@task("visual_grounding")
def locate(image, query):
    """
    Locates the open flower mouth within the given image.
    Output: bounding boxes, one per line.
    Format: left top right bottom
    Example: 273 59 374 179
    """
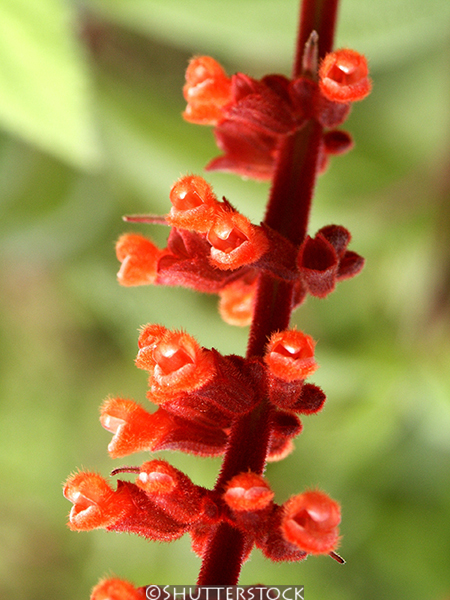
154 345 195 376
69 490 98 519
271 342 307 360
100 414 126 435
327 63 360 86
208 226 249 254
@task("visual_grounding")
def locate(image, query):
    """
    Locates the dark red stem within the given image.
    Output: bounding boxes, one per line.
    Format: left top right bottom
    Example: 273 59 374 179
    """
197 0 339 585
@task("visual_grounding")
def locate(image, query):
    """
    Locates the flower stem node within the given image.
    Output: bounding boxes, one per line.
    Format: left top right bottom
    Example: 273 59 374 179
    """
90 577 146 600
281 490 341 554
319 49 371 103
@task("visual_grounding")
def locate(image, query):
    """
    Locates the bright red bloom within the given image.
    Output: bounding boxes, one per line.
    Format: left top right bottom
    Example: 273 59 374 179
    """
183 56 232 125
264 329 318 382
63 472 131 531
100 397 227 458
281 490 341 554
319 49 371 103
90 577 146 600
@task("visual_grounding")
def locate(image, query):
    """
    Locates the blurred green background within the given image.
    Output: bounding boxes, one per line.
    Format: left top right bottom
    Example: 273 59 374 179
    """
1 0 450 598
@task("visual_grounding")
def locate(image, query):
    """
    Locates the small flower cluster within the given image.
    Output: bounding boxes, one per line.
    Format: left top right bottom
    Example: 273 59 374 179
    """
183 48 370 179
64 324 340 585
65 324 341 597
116 175 363 325
64 19 370 594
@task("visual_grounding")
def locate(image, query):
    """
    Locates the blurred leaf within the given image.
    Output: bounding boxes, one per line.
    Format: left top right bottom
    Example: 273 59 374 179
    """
0 0 101 169
87 0 450 69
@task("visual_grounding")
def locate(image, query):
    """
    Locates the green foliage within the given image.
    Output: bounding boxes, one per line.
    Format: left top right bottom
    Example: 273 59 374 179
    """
1 1 450 599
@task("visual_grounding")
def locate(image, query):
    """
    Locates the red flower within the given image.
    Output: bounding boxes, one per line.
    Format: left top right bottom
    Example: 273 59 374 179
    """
281 490 341 554
264 329 318 382
319 49 372 103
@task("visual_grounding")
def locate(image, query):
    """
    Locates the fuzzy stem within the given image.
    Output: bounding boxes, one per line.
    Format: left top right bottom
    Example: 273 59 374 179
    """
197 0 340 585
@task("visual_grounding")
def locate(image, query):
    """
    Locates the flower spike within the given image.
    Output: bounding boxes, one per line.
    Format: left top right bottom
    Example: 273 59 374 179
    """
319 49 371 103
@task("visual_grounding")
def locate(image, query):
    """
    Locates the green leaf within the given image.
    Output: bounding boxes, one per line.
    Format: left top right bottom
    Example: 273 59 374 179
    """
0 0 101 169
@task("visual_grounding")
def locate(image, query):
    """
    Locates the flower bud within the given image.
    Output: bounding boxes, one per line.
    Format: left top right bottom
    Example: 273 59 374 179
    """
224 472 274 512
264 329 318 382
281 490 341 554
319 49 371 103
137 460 209 524
167 175 222 232
183 56 232 125
207 211 268 270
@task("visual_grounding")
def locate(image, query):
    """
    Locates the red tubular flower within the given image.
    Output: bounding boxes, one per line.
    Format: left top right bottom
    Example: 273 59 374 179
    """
136 326 216 401
116 233 165 286
183 56 232 125
281 490 341 555
63 472 131 531
91 577 146 600
319 49 371 103
167 175 222 232
100 397 227 458
207 211 268 270
100 397 171 458
264 329 318 382
223 473 274 512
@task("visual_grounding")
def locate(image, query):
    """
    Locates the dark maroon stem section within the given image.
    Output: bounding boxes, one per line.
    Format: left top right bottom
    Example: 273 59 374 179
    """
264 120 323 247
293 0 340 77
197 0 340 585
197 522 247 585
